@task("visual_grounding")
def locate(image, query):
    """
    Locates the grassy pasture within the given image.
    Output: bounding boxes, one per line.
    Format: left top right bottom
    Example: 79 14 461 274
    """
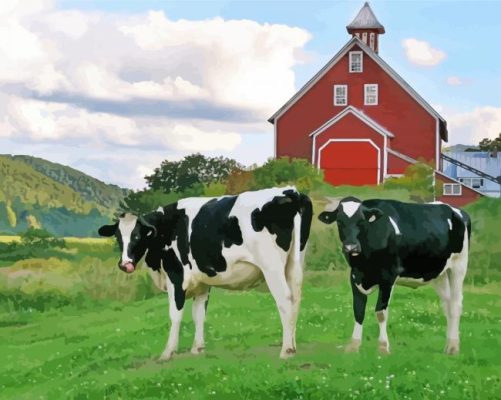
1 273 500 399
0 190 500 399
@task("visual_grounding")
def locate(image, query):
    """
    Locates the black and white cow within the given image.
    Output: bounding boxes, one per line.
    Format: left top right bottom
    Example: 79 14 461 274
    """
318 197 471 355
98 187 313 360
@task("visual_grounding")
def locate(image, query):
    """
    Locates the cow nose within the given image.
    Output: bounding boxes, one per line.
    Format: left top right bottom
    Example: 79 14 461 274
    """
344 244 360 255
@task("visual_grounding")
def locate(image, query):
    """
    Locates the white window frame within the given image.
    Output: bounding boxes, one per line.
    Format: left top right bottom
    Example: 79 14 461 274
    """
362 32 368 44
443 183 462 196
333 85 348 106
349 51 363 73
355 33 360 39
370 33 375 50
364 84 378 106
459 177 484 189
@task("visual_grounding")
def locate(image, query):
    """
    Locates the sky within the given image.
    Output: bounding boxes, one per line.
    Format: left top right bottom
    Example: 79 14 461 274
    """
1 0 500 189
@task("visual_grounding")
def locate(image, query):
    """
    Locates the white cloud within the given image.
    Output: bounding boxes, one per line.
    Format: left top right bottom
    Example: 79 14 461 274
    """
118 12 311 113
402 38 446 67
1 96 241 152
446 76 464 86
0 1 310 188
445 106 501 145
0 3 310 117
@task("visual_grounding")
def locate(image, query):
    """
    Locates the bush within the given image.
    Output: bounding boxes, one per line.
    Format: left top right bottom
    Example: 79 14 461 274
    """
20 228 65 249
0 257 161 312
464 197 501 283
252 157 324 194
0 228 68 263
383 160 437 203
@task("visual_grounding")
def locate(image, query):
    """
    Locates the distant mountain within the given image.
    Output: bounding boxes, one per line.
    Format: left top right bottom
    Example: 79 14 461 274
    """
443 144 479 152
11 155 128 210
0 155 128 237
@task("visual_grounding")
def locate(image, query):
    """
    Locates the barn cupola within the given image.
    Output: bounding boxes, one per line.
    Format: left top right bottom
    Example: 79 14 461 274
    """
346 2 385 54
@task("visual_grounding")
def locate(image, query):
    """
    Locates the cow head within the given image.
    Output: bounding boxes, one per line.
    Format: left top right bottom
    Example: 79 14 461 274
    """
318 197 383 257
98 213 158 273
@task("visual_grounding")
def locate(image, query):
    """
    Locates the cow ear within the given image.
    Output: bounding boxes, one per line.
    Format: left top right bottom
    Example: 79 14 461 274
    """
318 210 338 224
363 208 384 223
98 223 117 237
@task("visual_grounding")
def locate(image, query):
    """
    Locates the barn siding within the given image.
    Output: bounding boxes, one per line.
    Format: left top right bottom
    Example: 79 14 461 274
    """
436 174 481 207
276 44 437 167
387 151 411 175
313 112 385 174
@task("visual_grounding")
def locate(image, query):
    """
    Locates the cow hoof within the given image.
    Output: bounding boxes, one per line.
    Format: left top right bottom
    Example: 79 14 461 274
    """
158 351 175 362
444 339 460 355
345 339 361 353
378 342 390 355
191 346 205 355
280 348 296 359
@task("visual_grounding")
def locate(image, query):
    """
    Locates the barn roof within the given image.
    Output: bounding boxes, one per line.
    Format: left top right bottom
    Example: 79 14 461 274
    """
309 105 395 138
268 36 448 142
346 2 385 34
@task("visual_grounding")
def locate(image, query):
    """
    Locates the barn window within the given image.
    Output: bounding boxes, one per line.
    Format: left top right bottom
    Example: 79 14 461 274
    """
364 84 378 105
443 183 462 196
459 177 484 189
333 85 348 106
349 51 363 73
370 33 375 50
362 32 368 44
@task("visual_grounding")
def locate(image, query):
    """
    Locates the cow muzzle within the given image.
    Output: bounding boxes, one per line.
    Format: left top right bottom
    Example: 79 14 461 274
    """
119 261 135 273
344 244 361 257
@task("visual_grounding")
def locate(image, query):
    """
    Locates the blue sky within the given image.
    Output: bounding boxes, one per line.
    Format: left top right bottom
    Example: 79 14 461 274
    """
1 1 500 188
59 0 501 109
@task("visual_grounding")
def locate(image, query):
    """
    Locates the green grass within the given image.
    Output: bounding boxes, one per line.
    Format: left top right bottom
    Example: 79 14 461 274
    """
1 192 500 399
1 272 499 400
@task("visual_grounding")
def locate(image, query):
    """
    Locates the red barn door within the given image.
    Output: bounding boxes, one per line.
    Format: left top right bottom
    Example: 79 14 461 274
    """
319 140 379 186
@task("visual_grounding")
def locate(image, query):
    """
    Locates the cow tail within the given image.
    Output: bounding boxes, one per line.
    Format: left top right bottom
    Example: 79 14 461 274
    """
297 193 313 258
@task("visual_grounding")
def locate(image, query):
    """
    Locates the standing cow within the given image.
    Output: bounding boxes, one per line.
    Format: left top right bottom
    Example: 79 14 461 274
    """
318 197 470 355
98 187 312 360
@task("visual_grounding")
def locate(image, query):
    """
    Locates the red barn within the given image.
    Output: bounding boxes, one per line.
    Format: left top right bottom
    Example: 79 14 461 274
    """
269 2 482 206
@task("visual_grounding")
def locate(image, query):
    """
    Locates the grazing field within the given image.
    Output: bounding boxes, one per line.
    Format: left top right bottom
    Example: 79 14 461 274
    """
1 272 500 400
1 194 500 399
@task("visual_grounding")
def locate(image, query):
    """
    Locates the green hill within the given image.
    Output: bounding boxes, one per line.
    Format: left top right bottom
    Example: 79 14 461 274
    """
0 155 127 237
10 155 128 210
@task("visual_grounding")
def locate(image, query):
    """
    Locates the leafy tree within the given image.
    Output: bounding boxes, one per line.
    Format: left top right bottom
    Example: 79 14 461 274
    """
145 153 242 193
478 133 501 151
225 169 256 195
252 158 324 194
20 228 65 249
6 201 16 228
120 183 215 214
384 160 437 203
203 182 227 197
120 190 182 214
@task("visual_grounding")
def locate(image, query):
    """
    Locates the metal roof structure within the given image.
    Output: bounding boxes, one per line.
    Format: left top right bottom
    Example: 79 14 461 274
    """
346 2 385 34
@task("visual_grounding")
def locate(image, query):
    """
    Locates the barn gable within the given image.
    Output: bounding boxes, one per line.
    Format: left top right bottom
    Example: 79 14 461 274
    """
269 36 447 142
310 106 393 166
313 108 388 185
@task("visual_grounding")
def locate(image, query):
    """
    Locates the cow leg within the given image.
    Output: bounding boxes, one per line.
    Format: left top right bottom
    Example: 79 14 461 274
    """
159 279 186 361
262 268 295 359
375 282 394 355
446 251 468 355
191 289 210 355
285 253 304 349
346 275 367 353
432 272 452 353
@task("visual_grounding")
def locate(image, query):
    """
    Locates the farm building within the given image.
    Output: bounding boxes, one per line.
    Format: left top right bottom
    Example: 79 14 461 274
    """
442 150 501 198
268 2 485 206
